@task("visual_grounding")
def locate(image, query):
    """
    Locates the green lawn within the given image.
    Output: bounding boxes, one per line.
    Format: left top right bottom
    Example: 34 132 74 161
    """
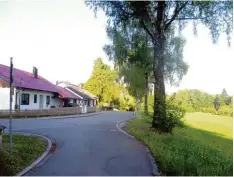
124 112 233 176
0 134 46 176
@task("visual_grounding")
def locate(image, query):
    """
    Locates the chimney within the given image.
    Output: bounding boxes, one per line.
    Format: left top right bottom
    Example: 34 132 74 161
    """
33 67 38 78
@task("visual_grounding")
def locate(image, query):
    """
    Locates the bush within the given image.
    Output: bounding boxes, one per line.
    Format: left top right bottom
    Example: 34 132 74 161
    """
201 107 217 115
164 104 185 133
152 103 185 133
0 150 20 176
218 107 233 117
201 107 233 117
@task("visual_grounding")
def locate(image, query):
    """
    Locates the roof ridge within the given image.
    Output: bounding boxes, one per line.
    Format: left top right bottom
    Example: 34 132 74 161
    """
0 64 56 85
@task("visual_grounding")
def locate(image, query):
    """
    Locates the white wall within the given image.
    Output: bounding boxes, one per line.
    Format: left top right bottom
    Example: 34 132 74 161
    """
0 88 16 110
14 89 63 110
51 97 63 108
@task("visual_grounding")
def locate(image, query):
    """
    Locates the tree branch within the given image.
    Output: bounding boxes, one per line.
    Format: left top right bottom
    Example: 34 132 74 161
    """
174 17 206 21
164 1 189 30
141 20 154 41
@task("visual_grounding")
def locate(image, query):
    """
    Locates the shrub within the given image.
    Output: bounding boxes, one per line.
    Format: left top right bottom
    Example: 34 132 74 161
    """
218 107 233 117
152 102 185 133
201 107 233 117
0 150 20 176
164 104 185 133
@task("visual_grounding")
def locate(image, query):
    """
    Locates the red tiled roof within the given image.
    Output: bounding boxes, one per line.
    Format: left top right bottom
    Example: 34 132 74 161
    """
0 64 79 99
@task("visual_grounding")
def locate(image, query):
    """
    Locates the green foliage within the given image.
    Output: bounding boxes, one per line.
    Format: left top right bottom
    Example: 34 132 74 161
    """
118 91 136 111
164 103 185 133
152 99 185 133
168 89 233 116
83 58 120 105
164 33 188 86
213 96 220 112
120 64 146 111
125 113 233 176
1 135 45 175
202 107 233 117
0 150 20 176
120 64 145 100
83 58 137 111
86 1 233 132
104 22 152 114
142 94 154 113
221 88 232 106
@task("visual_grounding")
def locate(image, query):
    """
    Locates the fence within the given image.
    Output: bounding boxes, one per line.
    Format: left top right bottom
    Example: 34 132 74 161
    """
0 106 99 118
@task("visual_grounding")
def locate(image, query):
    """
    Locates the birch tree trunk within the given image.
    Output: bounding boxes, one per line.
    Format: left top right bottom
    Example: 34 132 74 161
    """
152 1 166 130
136 92 141 117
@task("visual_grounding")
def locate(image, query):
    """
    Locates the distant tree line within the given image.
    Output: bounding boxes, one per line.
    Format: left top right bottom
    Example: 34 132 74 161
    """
164 89 232 116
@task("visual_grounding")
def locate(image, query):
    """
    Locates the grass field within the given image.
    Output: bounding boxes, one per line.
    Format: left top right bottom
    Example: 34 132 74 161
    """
124 112 233 176
0 135 46 175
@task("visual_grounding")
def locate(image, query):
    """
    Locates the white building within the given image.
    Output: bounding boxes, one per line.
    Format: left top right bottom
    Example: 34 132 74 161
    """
0 64 96 111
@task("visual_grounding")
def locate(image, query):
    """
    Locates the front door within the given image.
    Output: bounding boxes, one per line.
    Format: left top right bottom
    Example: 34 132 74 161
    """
39 95 43 109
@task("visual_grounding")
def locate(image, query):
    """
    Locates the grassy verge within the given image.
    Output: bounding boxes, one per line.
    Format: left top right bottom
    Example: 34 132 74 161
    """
124 112 233 176
0 134 46 175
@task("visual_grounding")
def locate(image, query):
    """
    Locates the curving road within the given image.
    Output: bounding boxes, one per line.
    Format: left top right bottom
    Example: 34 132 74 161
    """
0 111 152 176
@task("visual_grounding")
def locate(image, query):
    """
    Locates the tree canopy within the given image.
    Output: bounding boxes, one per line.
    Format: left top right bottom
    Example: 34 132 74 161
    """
83 58 119 105
86 1 233 132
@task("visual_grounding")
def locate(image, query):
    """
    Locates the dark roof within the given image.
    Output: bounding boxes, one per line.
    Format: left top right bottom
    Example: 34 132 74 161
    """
67 86 94 100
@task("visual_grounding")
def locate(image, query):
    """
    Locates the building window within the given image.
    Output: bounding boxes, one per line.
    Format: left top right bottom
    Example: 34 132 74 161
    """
46 96 50 105
34 94 37 103
21 93 30 105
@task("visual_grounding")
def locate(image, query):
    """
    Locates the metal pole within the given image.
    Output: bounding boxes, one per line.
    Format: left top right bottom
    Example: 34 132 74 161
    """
19 78 22 118
9 57 13 152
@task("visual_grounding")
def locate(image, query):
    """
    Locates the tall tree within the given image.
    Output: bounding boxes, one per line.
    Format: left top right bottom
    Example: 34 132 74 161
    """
83 58 119 106
104 20 188 116
104 22 153 115
119 63 145 113
86 1 232 132
221 88 232 105
213 96 220 113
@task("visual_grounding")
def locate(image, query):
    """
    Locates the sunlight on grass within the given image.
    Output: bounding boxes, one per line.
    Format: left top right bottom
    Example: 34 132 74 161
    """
184 112 233 139
124 112 233 176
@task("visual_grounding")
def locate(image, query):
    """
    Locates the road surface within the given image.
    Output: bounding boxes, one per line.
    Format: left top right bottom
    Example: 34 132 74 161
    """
0 111 152 176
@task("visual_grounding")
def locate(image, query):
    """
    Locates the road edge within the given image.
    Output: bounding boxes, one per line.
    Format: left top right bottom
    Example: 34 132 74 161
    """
14 133 54 176
2 111 102 121
116 117 160 176
35 111 103 120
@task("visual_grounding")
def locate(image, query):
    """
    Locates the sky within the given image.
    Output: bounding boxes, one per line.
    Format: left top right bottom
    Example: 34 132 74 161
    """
0 0 233 96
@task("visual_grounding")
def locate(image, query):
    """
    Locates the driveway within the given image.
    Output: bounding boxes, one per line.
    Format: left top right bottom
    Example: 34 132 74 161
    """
0 111 152 176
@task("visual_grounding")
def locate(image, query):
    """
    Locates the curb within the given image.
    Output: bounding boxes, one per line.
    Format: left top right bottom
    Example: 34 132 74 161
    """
116 120 135 139
1 111 102 120
13 132 54 176
116 118 160 176
34 111 102 120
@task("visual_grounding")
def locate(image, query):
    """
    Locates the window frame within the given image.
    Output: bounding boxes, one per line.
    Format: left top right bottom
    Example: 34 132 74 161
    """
21 93 30 105
46 95 50 105
34 94 37 103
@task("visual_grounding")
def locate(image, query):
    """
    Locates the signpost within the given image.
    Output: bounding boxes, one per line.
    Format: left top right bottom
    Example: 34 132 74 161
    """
9 57 13 152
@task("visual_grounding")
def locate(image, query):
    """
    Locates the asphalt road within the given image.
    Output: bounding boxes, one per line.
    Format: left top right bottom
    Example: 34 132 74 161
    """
0 111 152 176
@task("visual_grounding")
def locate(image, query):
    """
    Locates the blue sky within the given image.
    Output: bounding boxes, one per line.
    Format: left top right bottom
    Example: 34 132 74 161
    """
0 0 233 95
